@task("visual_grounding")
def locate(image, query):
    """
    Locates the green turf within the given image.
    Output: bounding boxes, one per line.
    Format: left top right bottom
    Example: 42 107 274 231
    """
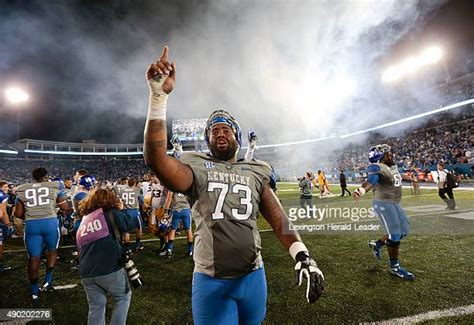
1 183 473 324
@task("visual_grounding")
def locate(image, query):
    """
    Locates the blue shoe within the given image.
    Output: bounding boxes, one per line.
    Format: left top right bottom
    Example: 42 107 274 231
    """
368 240 382 260
390 265 415 280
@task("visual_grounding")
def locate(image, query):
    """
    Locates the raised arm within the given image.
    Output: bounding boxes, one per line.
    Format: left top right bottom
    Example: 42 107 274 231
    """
143 45 193 193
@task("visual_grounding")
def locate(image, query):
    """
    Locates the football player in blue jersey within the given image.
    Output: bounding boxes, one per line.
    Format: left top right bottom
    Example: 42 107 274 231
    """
143 46 324 324
0 181 15 272
117 178 145 252
14 168 70 302
353 144 415 280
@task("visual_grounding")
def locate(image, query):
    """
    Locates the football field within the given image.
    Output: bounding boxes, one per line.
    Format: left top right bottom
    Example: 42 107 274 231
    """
1 183 473 324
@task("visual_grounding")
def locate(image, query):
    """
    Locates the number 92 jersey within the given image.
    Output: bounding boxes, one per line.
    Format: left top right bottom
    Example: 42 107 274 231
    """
180 152 275 279
367 163 402 203
15 181 65 221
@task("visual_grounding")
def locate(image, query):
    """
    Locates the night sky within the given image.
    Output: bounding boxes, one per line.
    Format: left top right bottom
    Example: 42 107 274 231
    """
0 0 473 145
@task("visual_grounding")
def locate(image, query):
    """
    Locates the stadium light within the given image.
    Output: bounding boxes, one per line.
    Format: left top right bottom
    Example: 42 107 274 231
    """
382 67 401 83
400 57 421 75
5 87 29 104
382 46 445 83
4 87 29 141
421 47 443 64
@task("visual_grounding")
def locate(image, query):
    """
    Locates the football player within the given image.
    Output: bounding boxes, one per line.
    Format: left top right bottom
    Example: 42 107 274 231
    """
149 176 168 228
160 190 193 257
353 144 415 280
73 169 89 191
171 134 183 159
14 168 69 302
143 46 324 324
0 181 15 272
61 177 75 242
116 177 145 252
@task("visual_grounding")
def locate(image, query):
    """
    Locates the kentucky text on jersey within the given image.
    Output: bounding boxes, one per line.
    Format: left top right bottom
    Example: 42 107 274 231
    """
206 171 251 186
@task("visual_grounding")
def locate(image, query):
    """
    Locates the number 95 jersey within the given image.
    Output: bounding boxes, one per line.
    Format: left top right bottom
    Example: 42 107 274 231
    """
180 152 274 279
367 163 403 203
15 181 64 221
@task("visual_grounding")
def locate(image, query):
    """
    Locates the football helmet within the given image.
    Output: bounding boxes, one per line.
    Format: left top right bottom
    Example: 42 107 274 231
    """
158 218 170 233
368 144 391 163
79 175 97 191
204 109 242 147
0 224 16 240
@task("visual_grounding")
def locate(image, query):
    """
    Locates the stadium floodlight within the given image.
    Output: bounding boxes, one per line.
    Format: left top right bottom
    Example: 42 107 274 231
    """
421 47 443 64
382 67 401 83
5 87 29 104
382 46 445 83
399 57 421 75
4 87 29 141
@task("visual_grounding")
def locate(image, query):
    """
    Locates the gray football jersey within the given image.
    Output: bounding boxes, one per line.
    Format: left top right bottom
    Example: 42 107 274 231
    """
117 186 142 210
172 192 190 211
180 152 273 279
16 181 64 221
150 183 167 208
368 163 403 203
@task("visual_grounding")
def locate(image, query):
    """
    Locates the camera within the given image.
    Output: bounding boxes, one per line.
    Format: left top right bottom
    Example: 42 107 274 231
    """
122 250 144 289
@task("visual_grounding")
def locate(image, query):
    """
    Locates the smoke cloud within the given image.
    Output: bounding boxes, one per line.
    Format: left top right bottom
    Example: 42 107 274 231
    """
0 0 447 150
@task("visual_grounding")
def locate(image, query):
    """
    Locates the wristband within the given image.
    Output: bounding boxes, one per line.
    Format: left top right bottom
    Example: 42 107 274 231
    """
147 73 169 121
357 187 366 196
289 241 309 260
147 92 168 121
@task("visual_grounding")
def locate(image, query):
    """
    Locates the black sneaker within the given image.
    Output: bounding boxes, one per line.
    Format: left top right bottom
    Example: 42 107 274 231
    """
0 265 13 273
135 244 145 253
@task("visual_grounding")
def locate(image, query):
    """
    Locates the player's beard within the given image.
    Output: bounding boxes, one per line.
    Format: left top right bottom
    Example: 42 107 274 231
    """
209 140 238 161
383 158 395 166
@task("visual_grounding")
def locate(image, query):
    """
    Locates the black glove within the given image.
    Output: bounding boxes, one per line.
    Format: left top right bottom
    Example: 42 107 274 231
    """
294 251 324 303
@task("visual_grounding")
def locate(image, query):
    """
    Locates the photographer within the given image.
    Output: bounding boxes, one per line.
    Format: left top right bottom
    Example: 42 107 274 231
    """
299 172 313 209
77 188 137 325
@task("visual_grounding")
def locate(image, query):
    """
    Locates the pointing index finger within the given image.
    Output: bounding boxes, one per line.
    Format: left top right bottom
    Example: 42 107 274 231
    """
160 45 169 61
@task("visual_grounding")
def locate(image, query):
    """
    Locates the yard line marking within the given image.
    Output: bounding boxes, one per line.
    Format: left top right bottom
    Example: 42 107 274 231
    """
366 303 474 324
54 284 78 290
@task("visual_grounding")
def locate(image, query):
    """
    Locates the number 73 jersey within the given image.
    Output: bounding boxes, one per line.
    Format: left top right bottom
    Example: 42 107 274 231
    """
180 152 274 279
367 163 403 203
15 181 65 221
